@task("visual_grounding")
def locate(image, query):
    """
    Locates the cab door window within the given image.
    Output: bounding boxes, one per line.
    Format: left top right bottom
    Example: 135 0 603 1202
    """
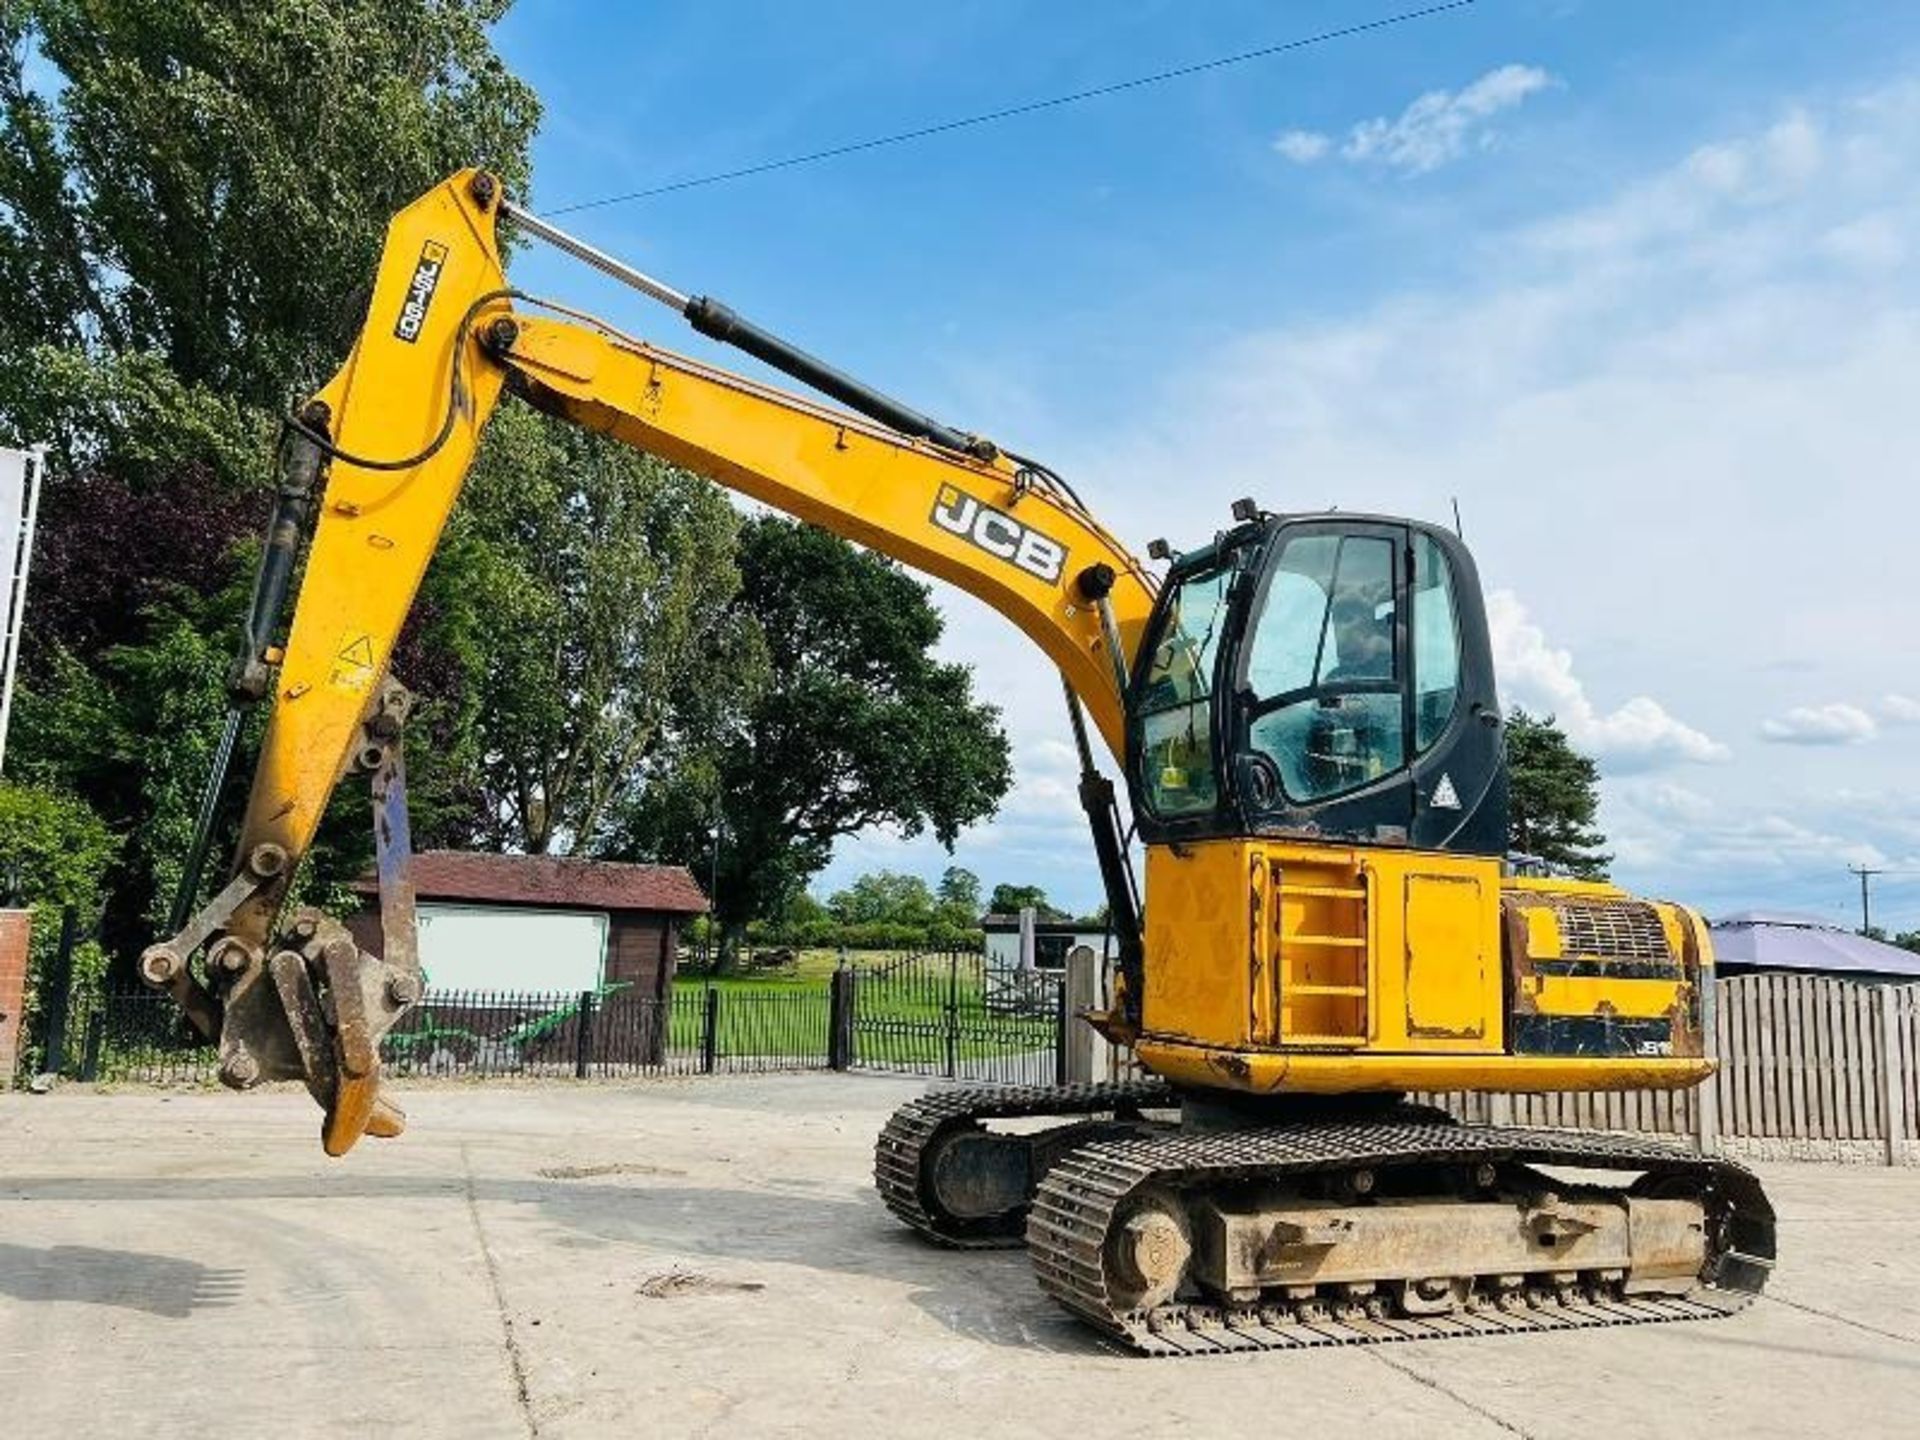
1412 532 1461 751
1135 562 1233 817
1242 532 1405 803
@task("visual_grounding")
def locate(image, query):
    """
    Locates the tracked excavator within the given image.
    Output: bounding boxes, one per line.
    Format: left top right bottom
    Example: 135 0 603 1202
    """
141 170 1773 1355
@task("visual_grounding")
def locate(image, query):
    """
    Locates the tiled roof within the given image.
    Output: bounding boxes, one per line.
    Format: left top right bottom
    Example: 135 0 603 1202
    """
356 850 709 915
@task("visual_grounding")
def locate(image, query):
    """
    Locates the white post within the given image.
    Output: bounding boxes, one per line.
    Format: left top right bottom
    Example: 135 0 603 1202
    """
1882 985 1905 1168
0 444 45 777
1017 905 1036 973
1064 944 1099 1085
1697 976 1721 1156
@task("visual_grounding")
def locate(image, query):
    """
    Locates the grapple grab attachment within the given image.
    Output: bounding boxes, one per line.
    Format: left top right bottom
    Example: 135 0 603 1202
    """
139 681 421 1156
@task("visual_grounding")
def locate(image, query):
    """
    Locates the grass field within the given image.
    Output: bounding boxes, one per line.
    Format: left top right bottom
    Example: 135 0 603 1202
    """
679 947 887 990
668 950 1056 1061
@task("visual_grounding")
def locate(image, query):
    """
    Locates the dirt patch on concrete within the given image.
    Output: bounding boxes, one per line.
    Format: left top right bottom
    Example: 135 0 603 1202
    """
636 1269 766 1299
536 1162 686 1180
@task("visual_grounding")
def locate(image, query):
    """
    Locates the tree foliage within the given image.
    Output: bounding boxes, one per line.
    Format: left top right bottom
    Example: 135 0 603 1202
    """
0 3 1017 974
988 882 1067 919
623 517 1013 949
828 871 937 927
1505 709 1611 880
0 2 540 961
938 865 981 916
713 868 985 954
0 779 118 1057
0 0 539 404
418 402 765 854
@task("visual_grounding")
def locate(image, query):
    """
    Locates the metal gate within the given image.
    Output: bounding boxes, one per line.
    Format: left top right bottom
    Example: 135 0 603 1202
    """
845 949 1066 1084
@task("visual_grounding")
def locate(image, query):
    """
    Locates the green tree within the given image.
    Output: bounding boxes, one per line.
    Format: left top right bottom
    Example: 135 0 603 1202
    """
937 864 982 926
8 550 260 950
989 882 1067 919
420 403 765 854
0 0 539 404
1505 709 1611 880
0 780 119 1065
828 871 938 927
0 2 540 957
938 865 981 911
623 517 1012 960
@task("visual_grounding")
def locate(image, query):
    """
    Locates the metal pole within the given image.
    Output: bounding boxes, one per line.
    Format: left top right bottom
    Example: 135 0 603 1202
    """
829 968 852 1072
41 904 76 1076
944 951 958 1079
574 989 596 1079
167 707 244 932
1850 865 1883 933
701 985 720 1074
80 1010 103 1083
709 816 721 959
0 445 46 776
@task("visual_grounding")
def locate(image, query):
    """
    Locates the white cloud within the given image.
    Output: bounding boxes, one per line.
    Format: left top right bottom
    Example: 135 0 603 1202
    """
830 78 1920 926
1342 64 1554 174
1272 65 1555 175
1486 591 1729 771
1759 702 1879 745
1523 108 1829 262
1882 694 1920 725
1603 777 1906 925
1822 212 1906 269
1273 129 1331 164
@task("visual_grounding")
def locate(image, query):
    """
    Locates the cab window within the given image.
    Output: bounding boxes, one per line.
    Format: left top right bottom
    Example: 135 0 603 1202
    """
1136 562 1232 816
1412 533 1461 751
1242 532 1404 804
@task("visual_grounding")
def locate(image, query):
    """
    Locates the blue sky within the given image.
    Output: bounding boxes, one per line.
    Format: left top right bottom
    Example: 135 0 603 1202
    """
496 1 1920 930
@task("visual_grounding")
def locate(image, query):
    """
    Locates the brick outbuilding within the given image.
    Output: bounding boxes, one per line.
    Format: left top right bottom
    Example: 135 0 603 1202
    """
348 851 708 1000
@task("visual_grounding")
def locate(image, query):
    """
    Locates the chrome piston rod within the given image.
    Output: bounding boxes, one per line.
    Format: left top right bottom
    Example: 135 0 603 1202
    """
501 199 690 310
500 197 995 459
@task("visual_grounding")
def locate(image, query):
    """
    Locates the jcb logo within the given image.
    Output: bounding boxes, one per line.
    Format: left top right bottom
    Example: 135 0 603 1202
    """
930 486 1067 584
392 240 450 343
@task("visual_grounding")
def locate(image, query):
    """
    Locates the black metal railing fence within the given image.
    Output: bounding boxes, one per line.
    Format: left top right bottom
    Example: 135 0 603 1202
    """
25 946 1067 1088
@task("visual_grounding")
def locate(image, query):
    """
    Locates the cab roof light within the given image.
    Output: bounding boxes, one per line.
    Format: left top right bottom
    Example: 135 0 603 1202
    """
1230 497 1260 524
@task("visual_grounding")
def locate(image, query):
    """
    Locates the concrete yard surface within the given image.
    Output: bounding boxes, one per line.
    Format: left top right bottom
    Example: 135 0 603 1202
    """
2 1076 1917 1438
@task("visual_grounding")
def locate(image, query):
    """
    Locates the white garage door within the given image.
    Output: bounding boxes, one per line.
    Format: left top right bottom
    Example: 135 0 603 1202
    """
416 904 609 994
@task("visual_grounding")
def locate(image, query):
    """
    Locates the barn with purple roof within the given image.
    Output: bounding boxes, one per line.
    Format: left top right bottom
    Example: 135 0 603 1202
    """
1709 910 1920 984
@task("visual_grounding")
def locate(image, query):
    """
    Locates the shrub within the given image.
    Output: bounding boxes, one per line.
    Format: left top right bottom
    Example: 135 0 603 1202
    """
0 781 119 1073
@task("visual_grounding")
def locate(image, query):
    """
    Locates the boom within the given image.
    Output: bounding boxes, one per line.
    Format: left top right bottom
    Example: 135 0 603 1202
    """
143 169 1153 1150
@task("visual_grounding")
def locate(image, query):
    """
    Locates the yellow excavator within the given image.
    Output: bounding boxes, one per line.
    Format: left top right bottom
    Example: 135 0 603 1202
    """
140 170 1772 1355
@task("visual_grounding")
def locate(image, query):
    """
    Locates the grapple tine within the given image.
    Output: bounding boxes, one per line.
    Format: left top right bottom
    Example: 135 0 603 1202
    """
272 933 409 1153
323 1074 382 1157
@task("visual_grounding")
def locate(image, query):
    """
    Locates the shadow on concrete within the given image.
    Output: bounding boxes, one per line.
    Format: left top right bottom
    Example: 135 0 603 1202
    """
1681 1327 1920 1372
0 1243 243 1318
531 1181 1113 1352
1 1170 1109 1350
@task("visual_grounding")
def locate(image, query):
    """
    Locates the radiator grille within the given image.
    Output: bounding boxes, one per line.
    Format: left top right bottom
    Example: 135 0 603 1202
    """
1554 901 1673 962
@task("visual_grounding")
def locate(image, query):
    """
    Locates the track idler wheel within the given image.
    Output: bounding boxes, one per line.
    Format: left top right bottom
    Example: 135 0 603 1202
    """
1108 1191 1192 1312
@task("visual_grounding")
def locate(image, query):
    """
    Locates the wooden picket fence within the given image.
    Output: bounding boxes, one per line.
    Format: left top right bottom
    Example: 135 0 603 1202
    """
1425 974 1919 1165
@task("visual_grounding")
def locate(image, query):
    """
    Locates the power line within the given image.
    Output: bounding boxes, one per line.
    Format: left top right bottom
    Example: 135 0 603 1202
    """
545 1 1479 216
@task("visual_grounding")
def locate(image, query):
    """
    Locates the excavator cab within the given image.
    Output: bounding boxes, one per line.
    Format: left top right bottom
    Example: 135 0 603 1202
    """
1130 513 1505 856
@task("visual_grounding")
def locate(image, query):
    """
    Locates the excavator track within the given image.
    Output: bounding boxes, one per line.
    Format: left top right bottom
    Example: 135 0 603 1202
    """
874 1079 1177 1247
1027 1115 1773 1356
